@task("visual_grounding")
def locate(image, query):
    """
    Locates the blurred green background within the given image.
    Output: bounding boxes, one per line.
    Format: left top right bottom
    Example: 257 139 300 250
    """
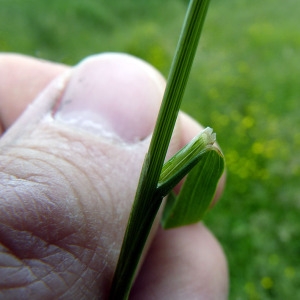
1 0 299 298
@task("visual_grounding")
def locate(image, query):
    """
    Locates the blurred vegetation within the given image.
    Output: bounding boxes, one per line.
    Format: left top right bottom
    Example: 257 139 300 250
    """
1 0 299 298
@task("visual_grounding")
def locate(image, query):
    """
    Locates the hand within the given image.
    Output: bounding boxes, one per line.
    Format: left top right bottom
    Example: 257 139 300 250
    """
0 53 228 299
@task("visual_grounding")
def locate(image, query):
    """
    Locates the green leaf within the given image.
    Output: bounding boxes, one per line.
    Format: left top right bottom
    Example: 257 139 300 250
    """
162 147 225 229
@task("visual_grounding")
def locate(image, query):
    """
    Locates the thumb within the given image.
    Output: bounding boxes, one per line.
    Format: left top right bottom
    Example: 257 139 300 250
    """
0 53 173 298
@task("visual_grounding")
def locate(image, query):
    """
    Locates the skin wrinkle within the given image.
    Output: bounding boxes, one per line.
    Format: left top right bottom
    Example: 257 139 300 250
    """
50 256 89 293
37 258 70 289
3 143 103 219
79 248 98 274
0 155 118 298
49 248 82 278
58 261 99 299
0 162 60 233
68 262 96 296
0 154 48 184
0 267 26 287
16 149 81 191
64 242 99 277
0 159 106 268
0 152 57 187
26 123 115 210
0 151 75 194
1 248 41 291
2 183 73 245
37 255 90 296
25 280 51 298
16 186 45 230
0 146 112 298
0 250 23 268
40 276 68 297
26 265 55 294
1 231 99 298
0 187 42 239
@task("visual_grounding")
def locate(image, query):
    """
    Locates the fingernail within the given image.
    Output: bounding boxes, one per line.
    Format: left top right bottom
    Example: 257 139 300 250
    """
54 53 165 143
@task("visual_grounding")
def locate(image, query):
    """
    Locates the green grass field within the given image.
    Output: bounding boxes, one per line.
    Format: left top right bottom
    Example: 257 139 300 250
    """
1 0 299 298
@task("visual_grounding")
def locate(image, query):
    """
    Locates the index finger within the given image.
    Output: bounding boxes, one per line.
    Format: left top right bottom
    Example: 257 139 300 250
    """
0 53 67 134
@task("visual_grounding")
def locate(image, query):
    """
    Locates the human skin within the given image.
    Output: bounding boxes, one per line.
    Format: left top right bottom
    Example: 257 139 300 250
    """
0 53 228 299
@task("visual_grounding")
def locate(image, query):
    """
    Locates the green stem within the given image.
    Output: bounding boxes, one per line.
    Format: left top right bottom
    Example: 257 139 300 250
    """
109 0 211 298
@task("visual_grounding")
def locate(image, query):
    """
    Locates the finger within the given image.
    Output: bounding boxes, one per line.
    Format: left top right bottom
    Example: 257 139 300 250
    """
131 224 228 299
0 54 225 201
0 53 169 299
0 53 67 133
0 52 226 300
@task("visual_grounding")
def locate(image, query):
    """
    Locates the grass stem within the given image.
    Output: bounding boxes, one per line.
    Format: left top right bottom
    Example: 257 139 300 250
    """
109 1 211 298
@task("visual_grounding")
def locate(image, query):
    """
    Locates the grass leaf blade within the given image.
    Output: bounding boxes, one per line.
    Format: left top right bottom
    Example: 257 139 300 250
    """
162 148 225 229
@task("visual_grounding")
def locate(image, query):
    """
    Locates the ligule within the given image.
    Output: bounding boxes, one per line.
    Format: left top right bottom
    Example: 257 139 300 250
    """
157 127 216 197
